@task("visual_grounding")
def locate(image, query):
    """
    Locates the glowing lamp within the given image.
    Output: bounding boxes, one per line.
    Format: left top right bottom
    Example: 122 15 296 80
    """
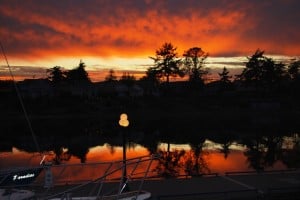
120 113 128 120
119 113 129 127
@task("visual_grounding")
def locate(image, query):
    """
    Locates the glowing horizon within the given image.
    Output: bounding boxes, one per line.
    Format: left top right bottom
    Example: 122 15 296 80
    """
0 55 296 82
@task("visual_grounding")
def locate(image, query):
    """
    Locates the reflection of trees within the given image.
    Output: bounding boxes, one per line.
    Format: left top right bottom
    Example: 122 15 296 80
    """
68 146 89 163
52 147 71 165
243 135 283 171
146 139 159 155
133 128 161 154
220 140 232 159
151 136 210 178
156 149 185 178
244 141 264 171
214 134 235 159
263 136 282 166
138 130 160 155
281 134 300 168
184 139 210 176
106 144 116 155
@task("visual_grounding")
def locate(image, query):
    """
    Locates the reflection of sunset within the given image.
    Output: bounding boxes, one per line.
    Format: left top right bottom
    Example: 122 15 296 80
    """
86 144 150 163
0 142 292 185
206 151 249 174
0 148 42 168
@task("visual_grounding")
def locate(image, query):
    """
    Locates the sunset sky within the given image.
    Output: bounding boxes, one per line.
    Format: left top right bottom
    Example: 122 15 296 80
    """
1 0 299 81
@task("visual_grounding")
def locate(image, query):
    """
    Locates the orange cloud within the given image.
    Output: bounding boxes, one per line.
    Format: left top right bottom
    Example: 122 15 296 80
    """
1 0 299 79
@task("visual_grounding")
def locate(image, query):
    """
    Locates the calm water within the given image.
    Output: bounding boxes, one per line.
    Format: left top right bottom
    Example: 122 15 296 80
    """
1 134 299 184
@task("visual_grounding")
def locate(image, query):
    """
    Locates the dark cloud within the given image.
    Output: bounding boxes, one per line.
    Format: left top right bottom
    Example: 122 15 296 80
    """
0 65 47 79
207 61 245 67
240 1 300 52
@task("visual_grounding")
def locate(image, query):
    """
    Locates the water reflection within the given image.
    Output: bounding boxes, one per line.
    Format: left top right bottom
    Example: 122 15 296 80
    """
156 149 185 178
281 134 300 168
243 135 284 171
214 134 236 159
184 138 210 176
52 147 71 165
1 133 299 182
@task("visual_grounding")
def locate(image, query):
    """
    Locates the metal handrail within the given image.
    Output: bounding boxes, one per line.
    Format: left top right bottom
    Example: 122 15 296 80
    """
43 154 159 199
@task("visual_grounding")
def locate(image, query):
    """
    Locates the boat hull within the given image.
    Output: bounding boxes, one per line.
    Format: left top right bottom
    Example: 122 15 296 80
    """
0 188 35 200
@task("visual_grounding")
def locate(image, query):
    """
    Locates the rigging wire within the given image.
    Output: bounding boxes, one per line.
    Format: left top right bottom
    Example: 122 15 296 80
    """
0 41 41 155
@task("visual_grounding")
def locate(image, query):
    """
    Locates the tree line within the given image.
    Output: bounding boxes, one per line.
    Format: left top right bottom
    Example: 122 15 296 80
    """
47 60 91 84
47 42 300 89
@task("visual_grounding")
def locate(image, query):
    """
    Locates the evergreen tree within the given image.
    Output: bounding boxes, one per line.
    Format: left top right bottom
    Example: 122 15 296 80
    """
120 72 136 86
218 67 232 90
105 69 117 82
288 59 300 81
66 60 91 83
148 42 184 84
183 47 209 87
239 49 287 91
47 66 66 84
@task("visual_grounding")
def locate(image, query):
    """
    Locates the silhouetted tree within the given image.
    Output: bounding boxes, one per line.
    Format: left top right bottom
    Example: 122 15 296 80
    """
260 58 286 90
105 69 117 82
149 42 184 84
239 49 265 88
218 67 231 84
140 68 160 95
66 60 91 83
141 67 160 84
287 59 300 97
183 47 209 87
120 72 136 86
288 59 300 80
274 62 287 85
47 66 66 84
239 49 287 92
218 67 232 92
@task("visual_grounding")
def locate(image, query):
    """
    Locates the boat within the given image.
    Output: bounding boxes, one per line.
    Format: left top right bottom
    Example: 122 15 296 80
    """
0 167 43 187
0 153 45 199
0 41 45 200
0 188 35 200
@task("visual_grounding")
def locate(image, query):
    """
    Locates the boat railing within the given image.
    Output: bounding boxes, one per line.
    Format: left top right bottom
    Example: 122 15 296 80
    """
39 154 159 199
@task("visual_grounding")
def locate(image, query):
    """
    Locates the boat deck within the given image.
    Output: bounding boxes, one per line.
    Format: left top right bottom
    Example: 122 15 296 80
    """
29 169 300 199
